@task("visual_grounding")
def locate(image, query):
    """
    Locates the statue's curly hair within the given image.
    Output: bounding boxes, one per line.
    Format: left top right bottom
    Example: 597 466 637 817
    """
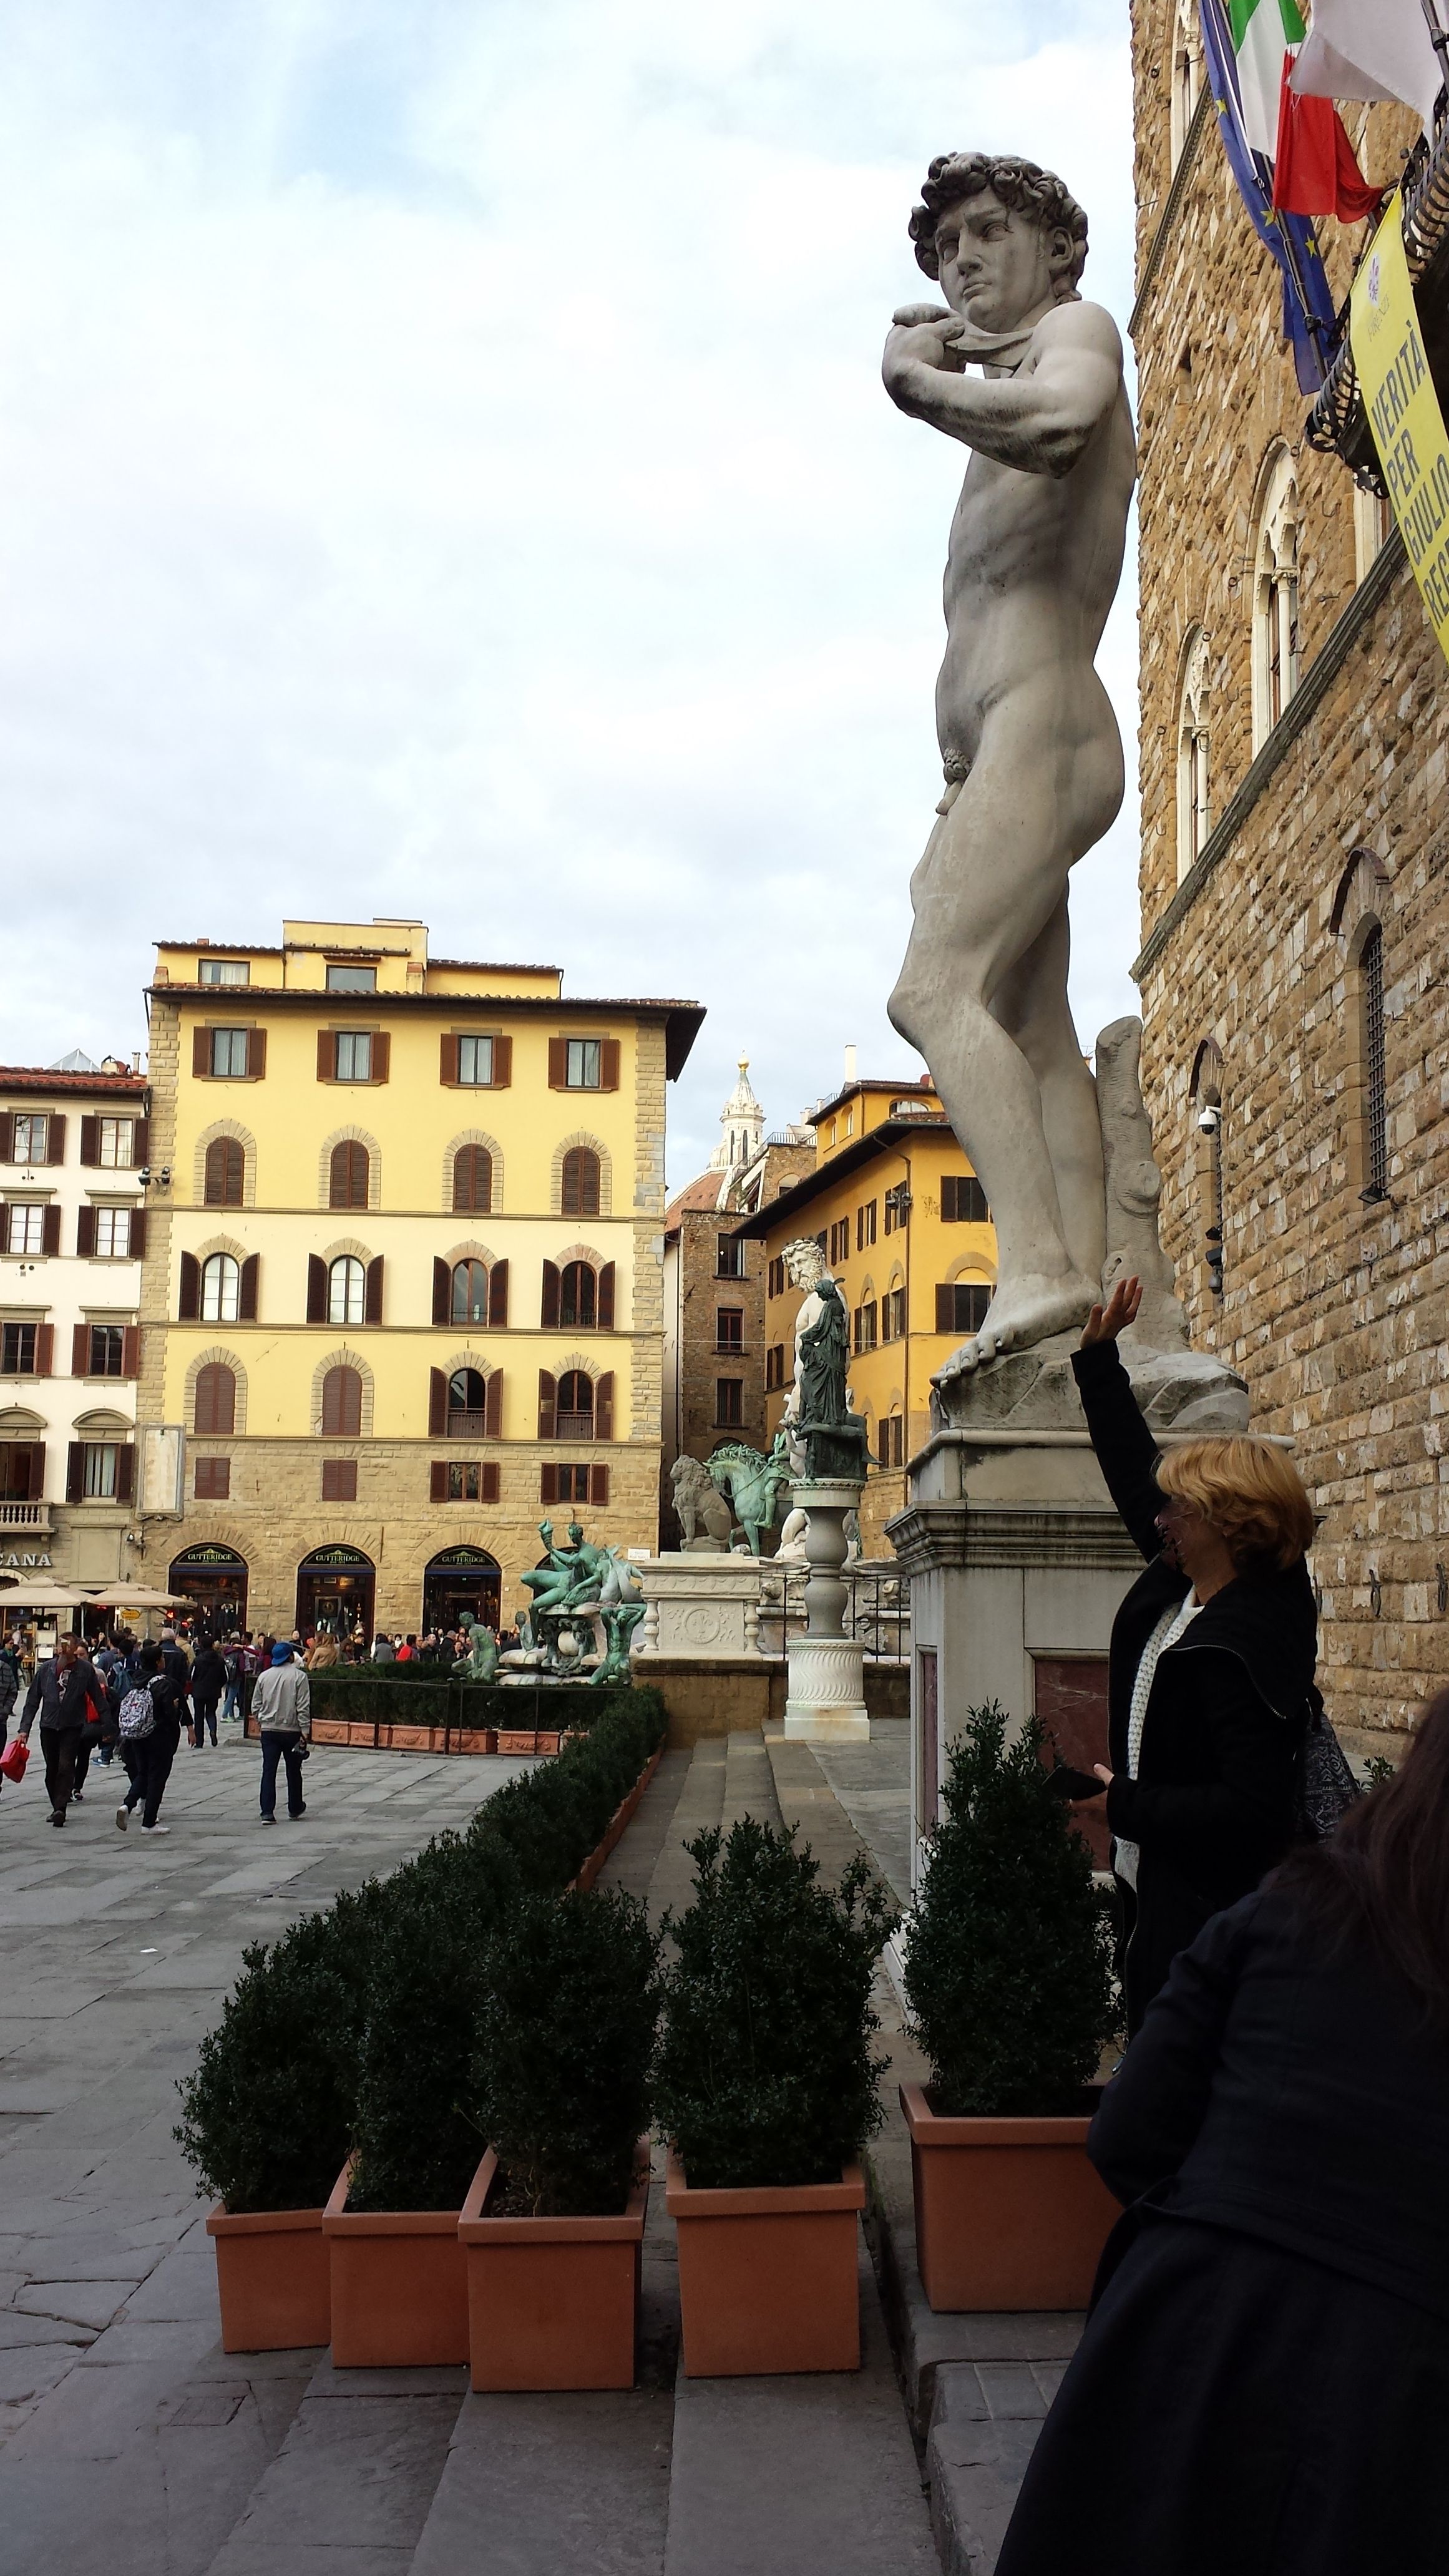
909 153 1088 288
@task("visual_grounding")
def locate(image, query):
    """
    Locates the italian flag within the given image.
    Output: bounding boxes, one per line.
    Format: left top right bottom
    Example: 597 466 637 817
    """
1229 0 1307 158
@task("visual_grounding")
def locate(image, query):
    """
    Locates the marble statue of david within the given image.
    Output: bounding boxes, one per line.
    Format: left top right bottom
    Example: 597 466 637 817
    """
883 154 1136 1377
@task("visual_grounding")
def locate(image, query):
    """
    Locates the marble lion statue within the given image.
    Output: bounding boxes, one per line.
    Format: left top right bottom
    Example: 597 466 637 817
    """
670 1453 734 1547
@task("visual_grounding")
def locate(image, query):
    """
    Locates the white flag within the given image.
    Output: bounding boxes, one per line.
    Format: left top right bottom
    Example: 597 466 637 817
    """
1291 0 1444 134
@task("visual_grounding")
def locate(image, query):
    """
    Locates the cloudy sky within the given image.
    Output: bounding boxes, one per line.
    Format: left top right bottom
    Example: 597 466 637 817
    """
0 0 1139 1186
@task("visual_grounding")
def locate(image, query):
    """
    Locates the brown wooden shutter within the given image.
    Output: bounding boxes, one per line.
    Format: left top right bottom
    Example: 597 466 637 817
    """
116 1446 135 1505
306 1254 326 1324
317 1030 334 1081
193 1028 211 1078
597 1261 616 1330
589 1464 610 1506
541 1261 560 1329
239 1254 260 1321
482 1461 500 1503
76 1204 96 1257
540 1464 557 1504
364 1256 384 1324
595 1371 614 1440
26 1442 45 1500
79 1116 100 1166
122 1326 140 1378
42 1205 61 1256
429 1367 447 1437
46 1115 67 1165
485 1371 502 1437
67 1442 85 1503
538 1370 556 1438
246 1028 267 1080
129 1208 147 1259
547 1037 568 1088
0 1113 12 1161
600 1039 620 1091
432 1257 451 1325
935 1284 952 1334
488 1259 509 1329
370 1033 390 1085
492 1035 512 1088
180 1252 200 1320
133 1118 149 1165
430 1459 448 1501
440 1033 459 1085
71 1324 89 1377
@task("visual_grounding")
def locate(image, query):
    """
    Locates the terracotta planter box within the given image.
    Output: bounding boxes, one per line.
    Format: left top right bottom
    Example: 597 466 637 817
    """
495 1727 561 1756
900 2079 1118 2312
574 1744 663 1891
206 2202 330 2352
323 2161 469 2367
458 2143 649 2391
665 2147 864 2376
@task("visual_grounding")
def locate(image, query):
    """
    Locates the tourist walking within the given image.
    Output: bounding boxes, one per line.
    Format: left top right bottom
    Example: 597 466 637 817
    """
0 1635 22 1799
1070 1275 1319 2031
17 1634 107 1827
115 1642 185 1835
996 1691 1449 2576
188 1639 226 1747
253 1642 310 1824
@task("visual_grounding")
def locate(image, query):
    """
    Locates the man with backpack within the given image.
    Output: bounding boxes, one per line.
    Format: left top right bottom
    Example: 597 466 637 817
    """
18 1634 107 1827
114 1642 186 1836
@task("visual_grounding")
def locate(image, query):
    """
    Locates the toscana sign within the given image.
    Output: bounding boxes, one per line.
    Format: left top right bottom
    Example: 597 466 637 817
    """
1351 189 1449 668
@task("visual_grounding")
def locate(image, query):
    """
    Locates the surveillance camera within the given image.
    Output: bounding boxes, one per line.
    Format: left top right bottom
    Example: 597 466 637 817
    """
1196 1105 1221 1134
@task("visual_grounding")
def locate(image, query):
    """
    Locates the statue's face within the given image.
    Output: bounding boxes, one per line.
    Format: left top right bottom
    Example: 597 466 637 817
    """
932 190 1063 332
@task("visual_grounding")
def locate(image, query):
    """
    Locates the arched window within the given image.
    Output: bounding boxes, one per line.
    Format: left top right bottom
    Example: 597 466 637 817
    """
203 1137 245 1208
328 1255 365 1326
1252 448 1299 752
560 1261 596 1329
1190 1039 1225 1299
329 1141 370 1210
1171 0 1203 168
194 1361 237 1435
557 1370 594 1437
561 1147 600 1217
1358 921 1388 1201
451 1259 489 1325
449 1367 488 1433
200 1252 240 1324
321 1364 363 1437
452 1145 492 1214
1176 628 1211 884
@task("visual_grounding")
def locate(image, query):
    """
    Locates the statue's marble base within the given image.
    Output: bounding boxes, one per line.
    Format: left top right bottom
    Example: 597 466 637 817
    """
633 1553 766 1661
784 1635 869 1740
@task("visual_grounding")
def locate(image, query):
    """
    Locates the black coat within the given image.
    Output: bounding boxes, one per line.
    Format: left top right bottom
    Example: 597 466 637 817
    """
1071 1339 1317 2027
189 1648 226 1702
995 1891 1449 2575
21 1655 104 1735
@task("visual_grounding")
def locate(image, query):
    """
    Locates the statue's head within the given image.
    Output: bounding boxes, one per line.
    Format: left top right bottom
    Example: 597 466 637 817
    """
910 154 1087 333
567 1520 585 1546
783 1236 826 1291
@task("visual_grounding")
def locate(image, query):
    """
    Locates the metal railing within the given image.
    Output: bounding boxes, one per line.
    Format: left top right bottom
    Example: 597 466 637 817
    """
754 1561 910 1662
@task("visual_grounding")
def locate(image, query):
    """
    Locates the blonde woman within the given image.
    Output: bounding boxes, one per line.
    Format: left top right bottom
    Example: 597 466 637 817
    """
1073 1275 1319 2031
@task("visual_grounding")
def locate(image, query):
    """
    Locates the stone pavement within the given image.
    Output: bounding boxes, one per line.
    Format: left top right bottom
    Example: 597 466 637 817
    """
0 1719 1071 2572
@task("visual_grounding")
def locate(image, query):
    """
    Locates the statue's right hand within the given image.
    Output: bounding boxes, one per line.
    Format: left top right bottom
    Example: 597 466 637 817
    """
884 305 965 392
1080 1276 1141 1347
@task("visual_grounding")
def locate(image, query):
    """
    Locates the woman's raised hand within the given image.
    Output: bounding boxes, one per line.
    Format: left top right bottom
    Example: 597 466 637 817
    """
1081 1275 1142 1347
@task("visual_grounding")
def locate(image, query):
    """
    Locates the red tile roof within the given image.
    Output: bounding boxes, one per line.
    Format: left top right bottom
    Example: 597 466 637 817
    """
0 1067 147 1097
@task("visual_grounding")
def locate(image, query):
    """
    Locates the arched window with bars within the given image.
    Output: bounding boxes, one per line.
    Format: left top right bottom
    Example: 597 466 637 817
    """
328 1256 366 1326
1175 627 1211 884
451 1259 489 1325
1251 447 1299 753
557 1370 594 1437
1355 920 1389 1203
201 1252 240 1323
329 1140 371 1210
203 1137 245 1208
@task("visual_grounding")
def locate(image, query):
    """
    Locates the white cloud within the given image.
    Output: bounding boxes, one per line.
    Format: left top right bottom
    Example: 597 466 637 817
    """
0 0 1138 1183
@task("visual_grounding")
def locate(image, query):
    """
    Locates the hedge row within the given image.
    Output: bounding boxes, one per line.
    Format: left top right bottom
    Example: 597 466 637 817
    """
308 1671 641 1734
175 1689 667 2215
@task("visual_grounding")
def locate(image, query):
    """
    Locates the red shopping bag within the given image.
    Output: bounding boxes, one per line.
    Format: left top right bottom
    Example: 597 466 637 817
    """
0 1735 30 1782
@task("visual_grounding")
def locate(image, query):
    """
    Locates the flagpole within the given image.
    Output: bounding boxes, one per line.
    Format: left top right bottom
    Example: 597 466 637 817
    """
1421 0 1449 96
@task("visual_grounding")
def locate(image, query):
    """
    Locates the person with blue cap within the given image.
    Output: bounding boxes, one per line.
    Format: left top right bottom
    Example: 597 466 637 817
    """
250 1639 311 1825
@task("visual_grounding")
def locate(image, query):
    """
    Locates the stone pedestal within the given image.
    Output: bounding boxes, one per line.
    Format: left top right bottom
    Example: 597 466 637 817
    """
633 1553 766 1661
784 1478 869 1741
887 1424 1139 1892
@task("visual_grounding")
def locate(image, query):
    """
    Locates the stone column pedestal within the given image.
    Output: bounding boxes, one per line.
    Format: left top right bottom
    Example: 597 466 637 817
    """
784 1478 869 1741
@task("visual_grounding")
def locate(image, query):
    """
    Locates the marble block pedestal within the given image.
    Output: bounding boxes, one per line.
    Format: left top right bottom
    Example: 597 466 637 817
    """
784 1478 869 1742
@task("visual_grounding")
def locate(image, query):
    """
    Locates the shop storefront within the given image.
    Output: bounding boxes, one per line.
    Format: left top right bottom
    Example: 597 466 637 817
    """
167 1544 249 1632
421 1546 501 1634
296 1544 375 1641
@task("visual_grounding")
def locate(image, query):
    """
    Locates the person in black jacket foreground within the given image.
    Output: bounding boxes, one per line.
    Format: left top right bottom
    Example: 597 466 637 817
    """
1070 1275 1319 2030
995 1691 1449 2575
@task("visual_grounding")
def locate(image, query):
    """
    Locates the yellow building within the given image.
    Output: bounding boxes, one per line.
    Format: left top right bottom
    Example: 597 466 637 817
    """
136 919 701 1637
732 1076 997 1551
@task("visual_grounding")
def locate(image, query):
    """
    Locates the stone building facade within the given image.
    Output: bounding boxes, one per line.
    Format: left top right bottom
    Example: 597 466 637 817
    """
135 918 701 1638
1130 11 1444 1748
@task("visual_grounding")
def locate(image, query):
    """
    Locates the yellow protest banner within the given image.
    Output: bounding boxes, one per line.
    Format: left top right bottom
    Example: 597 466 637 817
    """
1351 188 1449 670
